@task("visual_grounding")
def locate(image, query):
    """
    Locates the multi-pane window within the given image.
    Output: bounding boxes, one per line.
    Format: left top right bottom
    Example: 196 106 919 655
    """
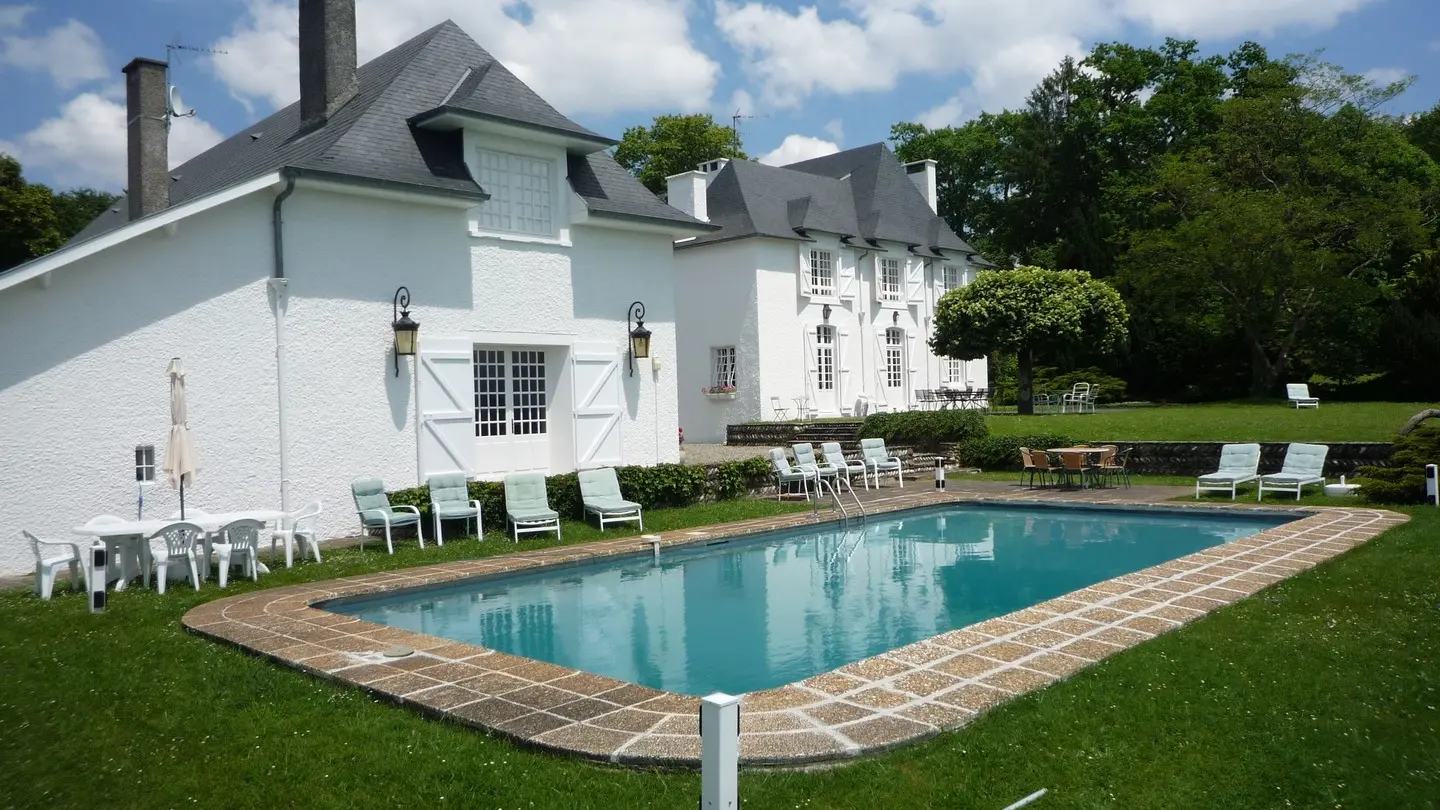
815 325 835 390
885 328 904 388
510 350 547 435
134 445 155 482
475 148 553 236
809 250 835 296
944 358 964 385
474 349 507 437
941 265 961 293
711 346 736 389
879 257 902 301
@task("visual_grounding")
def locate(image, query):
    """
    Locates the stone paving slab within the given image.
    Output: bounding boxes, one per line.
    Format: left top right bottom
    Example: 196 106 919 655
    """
182 487 1407 768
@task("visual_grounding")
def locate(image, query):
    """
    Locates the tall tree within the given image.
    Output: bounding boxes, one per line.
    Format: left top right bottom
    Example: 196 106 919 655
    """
0 154 62 272
931 267 1128 414
51 188 120 241
614 114 747 194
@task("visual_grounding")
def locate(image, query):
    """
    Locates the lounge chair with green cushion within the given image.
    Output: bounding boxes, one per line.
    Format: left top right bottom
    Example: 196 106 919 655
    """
859 438 904 488
351 478 424 554
1195 443 1262 500
578 467 643 531
1257 443 1329 501
768 448 815 501
503 472 561 541
427 473 481 545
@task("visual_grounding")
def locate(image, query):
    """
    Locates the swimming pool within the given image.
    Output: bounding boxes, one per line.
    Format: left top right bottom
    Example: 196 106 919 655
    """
329 504 1293 696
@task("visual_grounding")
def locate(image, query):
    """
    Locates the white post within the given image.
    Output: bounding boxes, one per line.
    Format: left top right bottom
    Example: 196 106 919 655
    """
88 542 107 614
700 692 739 809
1426 463 1437 507
934 457 945 490
268 278 292 516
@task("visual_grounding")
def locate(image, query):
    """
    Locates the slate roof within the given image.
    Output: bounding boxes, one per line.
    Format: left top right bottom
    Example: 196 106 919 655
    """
686 143 986 261
72 20 703 245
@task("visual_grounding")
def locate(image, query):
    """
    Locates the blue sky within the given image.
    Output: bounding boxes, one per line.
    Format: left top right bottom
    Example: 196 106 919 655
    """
2 0 1436 191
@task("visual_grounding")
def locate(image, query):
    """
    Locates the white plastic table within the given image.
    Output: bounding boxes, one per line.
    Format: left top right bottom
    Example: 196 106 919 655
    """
73 511 284 589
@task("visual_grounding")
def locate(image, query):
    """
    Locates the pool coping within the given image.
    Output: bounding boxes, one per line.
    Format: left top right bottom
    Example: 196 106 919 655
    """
182 490 1408 768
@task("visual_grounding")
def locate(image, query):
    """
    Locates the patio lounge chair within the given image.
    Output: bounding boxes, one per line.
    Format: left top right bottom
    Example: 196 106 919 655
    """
1257 443 1329 501
351 478 425 554
821 442 868 490
768 448 815 500
23 530 84 599
1286 384 1320 409
793 443 841 488
859 438 904 488
579 467 643 531
1195 443 1262 500
504 472 562 541
428 473 482 545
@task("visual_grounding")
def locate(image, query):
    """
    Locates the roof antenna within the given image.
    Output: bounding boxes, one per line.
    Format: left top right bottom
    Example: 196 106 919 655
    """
731 108 767 147
162 41 227 128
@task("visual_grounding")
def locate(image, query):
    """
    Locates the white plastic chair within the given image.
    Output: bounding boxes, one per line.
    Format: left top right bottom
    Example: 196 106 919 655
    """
272 501 323 566
148 522 204 594
23 531 84 600
213 519 264 588
168 509 214 579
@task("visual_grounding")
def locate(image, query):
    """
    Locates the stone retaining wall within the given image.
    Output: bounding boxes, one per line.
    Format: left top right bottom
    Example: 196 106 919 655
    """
726 421 863 446
1095 441 1392 476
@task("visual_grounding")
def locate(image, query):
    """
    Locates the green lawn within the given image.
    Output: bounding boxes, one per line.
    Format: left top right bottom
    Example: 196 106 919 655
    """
986 400 1435 442
3 500 1437 809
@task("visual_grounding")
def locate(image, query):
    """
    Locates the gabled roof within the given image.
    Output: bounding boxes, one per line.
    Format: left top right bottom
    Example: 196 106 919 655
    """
685 143 985 261
70 20 699 246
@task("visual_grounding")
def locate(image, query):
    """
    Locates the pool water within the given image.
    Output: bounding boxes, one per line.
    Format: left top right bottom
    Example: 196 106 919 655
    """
330 504 1291 696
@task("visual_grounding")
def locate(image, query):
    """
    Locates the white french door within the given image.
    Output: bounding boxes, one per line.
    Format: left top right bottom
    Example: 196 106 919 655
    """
473 346 550 477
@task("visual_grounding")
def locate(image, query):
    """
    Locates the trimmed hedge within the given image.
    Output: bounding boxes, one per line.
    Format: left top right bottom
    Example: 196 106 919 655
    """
857 410 988 450
386 457 775 525
1357 421 1440 504
956 433 1077 471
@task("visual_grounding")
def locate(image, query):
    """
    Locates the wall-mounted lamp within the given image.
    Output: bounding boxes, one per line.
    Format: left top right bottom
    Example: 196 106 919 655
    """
822 303 832 322
627 300 651 376
392 286 419 377
892 310 900 325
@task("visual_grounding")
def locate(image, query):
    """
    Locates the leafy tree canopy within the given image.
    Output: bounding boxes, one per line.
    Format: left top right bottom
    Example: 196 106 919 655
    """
0 154 119 272
614 114 746 195
931 266 1128 414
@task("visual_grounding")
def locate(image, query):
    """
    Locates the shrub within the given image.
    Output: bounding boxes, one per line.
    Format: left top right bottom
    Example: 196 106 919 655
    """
712 456 773 500
991 365 1129 406
856 409 989 450
956 433 1077 471
1357 421 1440 505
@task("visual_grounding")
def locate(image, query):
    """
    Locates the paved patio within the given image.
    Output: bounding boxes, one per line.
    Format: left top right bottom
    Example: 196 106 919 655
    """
182 485 1406 768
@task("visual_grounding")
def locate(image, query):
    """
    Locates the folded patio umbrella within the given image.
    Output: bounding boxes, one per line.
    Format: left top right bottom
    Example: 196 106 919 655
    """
163 357 198 519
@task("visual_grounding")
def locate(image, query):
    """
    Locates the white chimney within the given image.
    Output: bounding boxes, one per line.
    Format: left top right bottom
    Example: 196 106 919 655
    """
666 170 708 222
700 158 730 184
904 159 938 214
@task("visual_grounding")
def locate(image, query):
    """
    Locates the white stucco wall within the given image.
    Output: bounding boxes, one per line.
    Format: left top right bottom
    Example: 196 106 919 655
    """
674 240 760 443
0 183 681 576
675 233 990 442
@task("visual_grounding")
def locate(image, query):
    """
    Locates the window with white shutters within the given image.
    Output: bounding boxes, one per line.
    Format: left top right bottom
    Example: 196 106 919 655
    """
879 257 902 301
816 326 835 390
711 347 736 389
944 358 964 384
475 148 553 236
810 250 835 296
942 265 961 293
885 328 904 388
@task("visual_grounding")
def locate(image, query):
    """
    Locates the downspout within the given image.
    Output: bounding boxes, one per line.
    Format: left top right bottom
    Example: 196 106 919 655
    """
268 169 298 515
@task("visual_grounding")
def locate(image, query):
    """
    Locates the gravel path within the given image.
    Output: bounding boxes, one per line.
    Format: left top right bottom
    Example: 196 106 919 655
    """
679 443 767 465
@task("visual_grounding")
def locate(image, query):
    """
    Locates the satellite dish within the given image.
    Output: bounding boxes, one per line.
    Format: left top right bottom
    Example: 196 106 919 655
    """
168 85 189 117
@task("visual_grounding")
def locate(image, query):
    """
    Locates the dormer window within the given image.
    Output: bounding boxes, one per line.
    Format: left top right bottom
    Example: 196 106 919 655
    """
475 147 553 237
879 257 902 301
809 250 835 296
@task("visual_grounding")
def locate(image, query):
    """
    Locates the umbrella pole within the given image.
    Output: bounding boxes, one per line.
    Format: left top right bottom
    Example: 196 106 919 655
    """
180 479 186 520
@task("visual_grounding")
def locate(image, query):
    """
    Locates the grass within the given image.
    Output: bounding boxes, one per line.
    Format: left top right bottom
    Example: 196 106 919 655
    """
985 401 1434 443
4 499 1438 809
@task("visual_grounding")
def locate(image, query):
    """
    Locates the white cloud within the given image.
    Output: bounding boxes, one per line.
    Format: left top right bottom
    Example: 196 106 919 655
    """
0 5 31 29
726 87 755 116
0 15 107 89
917 94 965 129
1362 66 1408 86
715 0 1377 113
0 90 223 188
210 0 719 116
760 134 839 166
823 118 844 143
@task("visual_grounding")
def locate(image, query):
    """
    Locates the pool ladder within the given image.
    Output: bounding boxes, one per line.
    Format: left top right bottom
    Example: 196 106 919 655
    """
814 475 866 524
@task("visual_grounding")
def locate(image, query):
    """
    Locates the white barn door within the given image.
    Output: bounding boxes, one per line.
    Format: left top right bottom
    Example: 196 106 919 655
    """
572 344 623 469
418 337 476 480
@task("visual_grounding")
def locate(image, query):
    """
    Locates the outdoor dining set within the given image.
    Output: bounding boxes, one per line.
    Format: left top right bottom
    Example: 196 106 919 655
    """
1020 445 1133 490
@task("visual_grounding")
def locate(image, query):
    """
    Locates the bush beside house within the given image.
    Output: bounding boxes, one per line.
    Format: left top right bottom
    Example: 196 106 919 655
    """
955 434 1077 471
1357 421 1440 504
856 410 989 450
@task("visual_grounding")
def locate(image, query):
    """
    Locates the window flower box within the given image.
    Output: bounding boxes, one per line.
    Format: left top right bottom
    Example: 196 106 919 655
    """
702 386 737 400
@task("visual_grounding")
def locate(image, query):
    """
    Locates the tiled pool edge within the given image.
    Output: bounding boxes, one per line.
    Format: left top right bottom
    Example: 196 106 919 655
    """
182 492 1408 768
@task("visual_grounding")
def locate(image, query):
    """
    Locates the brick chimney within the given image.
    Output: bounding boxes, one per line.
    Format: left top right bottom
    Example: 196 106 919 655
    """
299 0 358 131
123 57 169 221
